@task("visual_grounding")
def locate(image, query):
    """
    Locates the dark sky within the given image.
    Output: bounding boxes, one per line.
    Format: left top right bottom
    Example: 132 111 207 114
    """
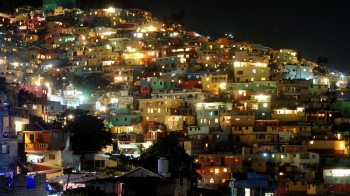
120 0 349 73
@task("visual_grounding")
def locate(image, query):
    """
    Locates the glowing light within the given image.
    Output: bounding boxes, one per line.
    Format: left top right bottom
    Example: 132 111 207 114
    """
337 134 341 140
143 141 153 149
135 53 143 59
147 26 155 32
106 7 115 13
255 94 269 102
100 106 107 112
329 169 350 177
15 121 22 132
245 188 250 196
219 83 226 90
233 61 240 67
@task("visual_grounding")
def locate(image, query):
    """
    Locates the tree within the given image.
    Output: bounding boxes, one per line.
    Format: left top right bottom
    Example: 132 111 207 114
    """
162 10 186 30
296 50 302 63
64 109 112 157
70 73 110 95
17 89 38 106
315 56 329 75
107 132 201 189
317 56 328 66
140 132 200 180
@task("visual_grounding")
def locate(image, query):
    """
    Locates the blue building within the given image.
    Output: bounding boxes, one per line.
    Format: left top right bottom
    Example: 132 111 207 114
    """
233 172 277 196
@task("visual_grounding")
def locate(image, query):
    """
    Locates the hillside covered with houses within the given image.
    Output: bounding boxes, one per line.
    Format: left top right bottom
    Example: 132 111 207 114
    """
1 1 350 195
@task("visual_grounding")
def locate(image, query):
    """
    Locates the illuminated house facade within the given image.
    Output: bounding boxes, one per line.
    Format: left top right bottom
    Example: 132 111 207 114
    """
232 120 279 147
196 154 243 189
24 129 50 163
123 49 158 66
281 64 314 80
195 102 232 128
248 94 272 120
139 98 181 124
271 49 299 64
232 51 270 82
271 107 306 122
201 75 228 95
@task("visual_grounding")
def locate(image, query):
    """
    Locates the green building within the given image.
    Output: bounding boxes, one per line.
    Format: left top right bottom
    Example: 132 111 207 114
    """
43 0 76 13
150 77 176 92
334 101 350 118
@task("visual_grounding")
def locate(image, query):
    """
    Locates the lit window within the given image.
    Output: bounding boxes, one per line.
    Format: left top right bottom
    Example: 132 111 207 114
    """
215 168 219 174
210 178 214 183
263 103 268 107
223 168 228 172
310 141 314 144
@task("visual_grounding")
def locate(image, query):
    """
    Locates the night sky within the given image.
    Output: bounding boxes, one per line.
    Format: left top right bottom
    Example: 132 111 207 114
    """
1 0 349 72
120 0 349 73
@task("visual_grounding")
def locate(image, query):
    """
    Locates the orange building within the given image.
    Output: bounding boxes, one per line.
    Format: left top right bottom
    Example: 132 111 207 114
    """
24 130 50 163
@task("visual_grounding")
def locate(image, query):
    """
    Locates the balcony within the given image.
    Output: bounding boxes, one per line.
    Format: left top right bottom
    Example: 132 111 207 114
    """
25 143 49 152
253 126 267 132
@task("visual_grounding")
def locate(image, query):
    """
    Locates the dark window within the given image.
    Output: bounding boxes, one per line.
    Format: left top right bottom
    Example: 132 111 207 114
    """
29 134 34 142
95 160 105 168
49 154 55 160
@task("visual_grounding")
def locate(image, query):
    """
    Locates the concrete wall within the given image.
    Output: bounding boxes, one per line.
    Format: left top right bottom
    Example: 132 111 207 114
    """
0 173 46 196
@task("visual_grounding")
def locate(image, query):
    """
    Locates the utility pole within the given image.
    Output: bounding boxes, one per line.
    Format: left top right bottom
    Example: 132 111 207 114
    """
229 171 235 196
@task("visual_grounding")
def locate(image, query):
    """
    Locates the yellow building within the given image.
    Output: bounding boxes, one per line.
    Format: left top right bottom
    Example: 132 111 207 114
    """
111 125 144 134
139 99 181 124
232 120 279 147
201 75 227 95
232 51 270 82
307 140 349 155
307 184 327 195
271 49 299 64
164 116 183 131
271 107 305 122
288 181 307 192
